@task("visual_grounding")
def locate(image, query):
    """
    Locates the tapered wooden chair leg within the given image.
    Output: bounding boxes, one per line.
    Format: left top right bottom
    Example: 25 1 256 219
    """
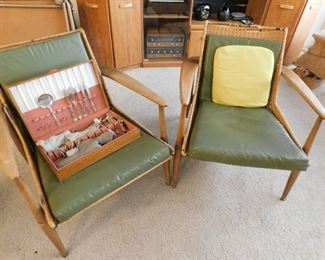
40 224 69 257
13 178 69 256
163 161 171 185
281 170 300 201
171 148 182 188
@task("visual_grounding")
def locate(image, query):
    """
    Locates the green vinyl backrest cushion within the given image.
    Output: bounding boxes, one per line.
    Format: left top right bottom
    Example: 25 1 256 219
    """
0 31 89 87
200 35 283 103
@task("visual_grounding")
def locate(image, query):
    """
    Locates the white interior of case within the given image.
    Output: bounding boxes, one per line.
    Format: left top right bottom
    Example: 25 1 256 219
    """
9 62 98 113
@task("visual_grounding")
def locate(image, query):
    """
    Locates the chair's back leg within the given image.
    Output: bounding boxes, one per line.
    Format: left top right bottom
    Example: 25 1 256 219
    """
171 148 183 188
281 116 323 200
159 105 171 185
14 177 69 257
163 161 171 186
171 106 187 188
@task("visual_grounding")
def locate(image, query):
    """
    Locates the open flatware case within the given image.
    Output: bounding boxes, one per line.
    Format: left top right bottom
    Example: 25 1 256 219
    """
5 60 140 181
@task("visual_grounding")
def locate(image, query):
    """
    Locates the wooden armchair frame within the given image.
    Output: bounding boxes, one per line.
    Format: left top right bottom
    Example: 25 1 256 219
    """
171 22 324 201
0 30 172 257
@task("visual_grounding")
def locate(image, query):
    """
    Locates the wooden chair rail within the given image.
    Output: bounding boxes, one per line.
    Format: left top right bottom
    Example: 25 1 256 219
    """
279 68 324 201
206 21 288 41
1 94 68 255
272 104 301 148
158 105 171 185
177 58 200 151
171 58 200 187
180 57 199 106
0 91 57 227
100 66 167 107
282 68 325 119
14 177 68 256
100 67 171 185
281 115 323 201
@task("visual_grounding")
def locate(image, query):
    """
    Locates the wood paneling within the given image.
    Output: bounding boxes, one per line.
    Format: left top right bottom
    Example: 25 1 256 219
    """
247 0 319 65
263 0 307 47
246 0 269 24
109 0 142 68
78 0 115 68
188 30 205 58
0 5 68 46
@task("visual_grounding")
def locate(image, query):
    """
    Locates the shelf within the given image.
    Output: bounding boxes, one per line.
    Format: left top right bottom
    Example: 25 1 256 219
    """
144 14 190 19
143 59 184 67
142 0 193 67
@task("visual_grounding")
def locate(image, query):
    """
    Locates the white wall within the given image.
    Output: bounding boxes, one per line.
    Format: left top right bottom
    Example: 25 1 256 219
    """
304 3 325 49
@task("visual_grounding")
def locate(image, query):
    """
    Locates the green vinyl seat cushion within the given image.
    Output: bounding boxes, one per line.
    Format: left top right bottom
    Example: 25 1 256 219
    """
37 132 171 223
188 101 309 171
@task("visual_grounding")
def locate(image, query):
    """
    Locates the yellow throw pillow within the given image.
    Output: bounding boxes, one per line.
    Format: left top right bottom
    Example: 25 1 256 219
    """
212 45 274 107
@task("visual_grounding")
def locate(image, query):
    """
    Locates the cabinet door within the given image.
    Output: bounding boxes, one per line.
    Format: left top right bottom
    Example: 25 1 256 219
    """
246 0 270 24
188 30 205 58
109 0 142 69
78 0 114 68
263 0 307 48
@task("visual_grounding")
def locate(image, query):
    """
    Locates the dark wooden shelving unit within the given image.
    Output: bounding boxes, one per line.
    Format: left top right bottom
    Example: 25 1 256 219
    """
142 0 194 67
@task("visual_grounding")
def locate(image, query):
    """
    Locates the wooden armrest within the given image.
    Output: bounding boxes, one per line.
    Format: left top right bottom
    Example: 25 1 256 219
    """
282 67 325 119
180 57 199 106
100 66 167 107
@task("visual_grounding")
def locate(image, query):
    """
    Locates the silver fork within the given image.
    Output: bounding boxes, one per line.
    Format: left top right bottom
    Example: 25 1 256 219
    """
77 83 90 116
66 87 83 120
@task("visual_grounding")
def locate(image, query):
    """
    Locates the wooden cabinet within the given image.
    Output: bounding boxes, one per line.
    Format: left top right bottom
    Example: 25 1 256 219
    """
247 0 322 65
78 0 142 69
79 0 195 68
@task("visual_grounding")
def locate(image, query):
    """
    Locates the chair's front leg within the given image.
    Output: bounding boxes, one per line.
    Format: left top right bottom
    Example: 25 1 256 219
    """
159 105 171 185
281 170 300 201
281 116 323 200
171 105 187 188
40 223 69 257
14 177 68 257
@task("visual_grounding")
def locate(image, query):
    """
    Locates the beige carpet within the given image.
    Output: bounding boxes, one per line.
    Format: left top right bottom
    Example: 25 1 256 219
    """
1 68 324 260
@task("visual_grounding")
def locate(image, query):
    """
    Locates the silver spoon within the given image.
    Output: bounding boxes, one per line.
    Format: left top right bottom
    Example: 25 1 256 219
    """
37 93 61 127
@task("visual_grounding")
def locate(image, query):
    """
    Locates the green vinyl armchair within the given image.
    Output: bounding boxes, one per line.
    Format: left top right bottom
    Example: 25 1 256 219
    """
171 22 325 200
0 30 173 256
